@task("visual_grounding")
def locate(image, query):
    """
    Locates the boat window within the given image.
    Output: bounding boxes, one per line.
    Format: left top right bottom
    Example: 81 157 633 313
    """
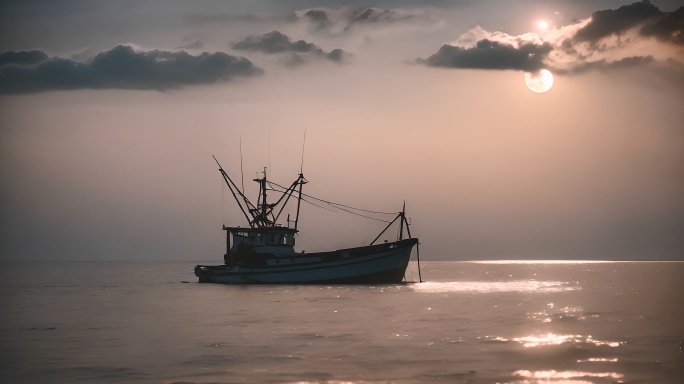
281 234 288 245
268 233 275 243
249 233 264 242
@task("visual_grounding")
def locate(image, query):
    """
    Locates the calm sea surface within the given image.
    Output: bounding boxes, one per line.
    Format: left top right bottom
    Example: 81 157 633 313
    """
0 261 682 383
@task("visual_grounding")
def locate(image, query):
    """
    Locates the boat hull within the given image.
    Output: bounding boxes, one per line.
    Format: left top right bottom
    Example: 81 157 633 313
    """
195 238 418 284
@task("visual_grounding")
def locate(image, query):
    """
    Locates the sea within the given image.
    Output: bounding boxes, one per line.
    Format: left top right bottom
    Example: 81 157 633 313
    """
0 261 682 384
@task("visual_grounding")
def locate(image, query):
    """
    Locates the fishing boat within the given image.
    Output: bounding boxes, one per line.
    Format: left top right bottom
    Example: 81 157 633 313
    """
194 156 421 284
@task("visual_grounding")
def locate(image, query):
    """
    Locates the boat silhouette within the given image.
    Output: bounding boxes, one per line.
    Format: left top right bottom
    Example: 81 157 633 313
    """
194 156 421 284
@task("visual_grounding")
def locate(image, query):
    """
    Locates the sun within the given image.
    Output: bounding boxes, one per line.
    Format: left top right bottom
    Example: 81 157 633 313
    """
524 69 554 93
536 20 549 30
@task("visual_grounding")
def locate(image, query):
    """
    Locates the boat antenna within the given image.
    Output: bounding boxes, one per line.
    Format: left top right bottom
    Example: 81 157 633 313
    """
300 129 307 173
294 129 307 230
240 136 245 194
268 127 271 174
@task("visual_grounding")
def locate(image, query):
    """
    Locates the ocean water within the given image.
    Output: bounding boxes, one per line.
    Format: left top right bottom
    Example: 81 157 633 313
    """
0 261 682 383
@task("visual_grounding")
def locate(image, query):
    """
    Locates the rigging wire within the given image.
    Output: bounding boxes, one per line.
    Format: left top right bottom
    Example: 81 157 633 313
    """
267 181 396 215
267 185 392 223
299 197 341 213
316 200 392 222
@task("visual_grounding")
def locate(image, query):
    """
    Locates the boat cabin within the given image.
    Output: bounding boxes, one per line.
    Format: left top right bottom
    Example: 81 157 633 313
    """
224 226 297 256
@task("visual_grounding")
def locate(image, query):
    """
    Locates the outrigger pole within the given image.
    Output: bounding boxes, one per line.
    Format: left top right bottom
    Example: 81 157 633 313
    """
214 156 255 227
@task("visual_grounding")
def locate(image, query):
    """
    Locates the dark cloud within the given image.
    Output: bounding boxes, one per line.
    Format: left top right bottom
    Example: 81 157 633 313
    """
640 6 684 45
299 9 333 31
326 48 350 63
574 1 663 43
282 53 308 68
0 45 262 94
421 39 553 72
556 55 655 75
420 2 683 80
184 13 277 25
179 40 204 50
291 7 426 34
0 50 48 66
233 31 350 65
234 31 320 54
347 7 414 26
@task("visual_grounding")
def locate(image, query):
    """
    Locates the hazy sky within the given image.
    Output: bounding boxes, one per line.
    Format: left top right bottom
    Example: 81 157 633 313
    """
1 0 682 261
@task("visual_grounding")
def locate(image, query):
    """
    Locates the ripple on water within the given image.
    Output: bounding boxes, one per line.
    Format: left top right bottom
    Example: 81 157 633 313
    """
411 280 580 293
512 369 624 382
68 366 150 381
482 333 622 348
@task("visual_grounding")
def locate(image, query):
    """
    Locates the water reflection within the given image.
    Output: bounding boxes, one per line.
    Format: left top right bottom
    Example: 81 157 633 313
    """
577 358 618 362
471 260 615 264
529 305 589 322
513 369 624 380
485 333 621 348
412 280 579 293
285 382 356 384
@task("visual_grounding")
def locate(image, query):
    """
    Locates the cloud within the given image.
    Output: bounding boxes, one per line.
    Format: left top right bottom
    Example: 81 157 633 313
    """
290 7 432 35
233 31 350 65
298 9 332 31
421 39 553 72
418 1 684 83
184 13 279 25
0 45 262 94
179 40 204 50
234 31 320 54
326 48 350 63
573 0 663 43
640 6 684 45
282 53 308 68
561 55 655 75
0 50 49 66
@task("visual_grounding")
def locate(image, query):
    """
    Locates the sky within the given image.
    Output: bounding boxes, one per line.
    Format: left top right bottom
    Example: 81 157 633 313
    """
1 0 682 261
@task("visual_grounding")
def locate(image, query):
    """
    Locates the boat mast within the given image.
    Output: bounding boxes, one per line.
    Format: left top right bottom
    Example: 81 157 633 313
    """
370 213 402 246
261 168 268 221
213 154 307 230
399 201 405 240
294 173 305 230
252 167 276 228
